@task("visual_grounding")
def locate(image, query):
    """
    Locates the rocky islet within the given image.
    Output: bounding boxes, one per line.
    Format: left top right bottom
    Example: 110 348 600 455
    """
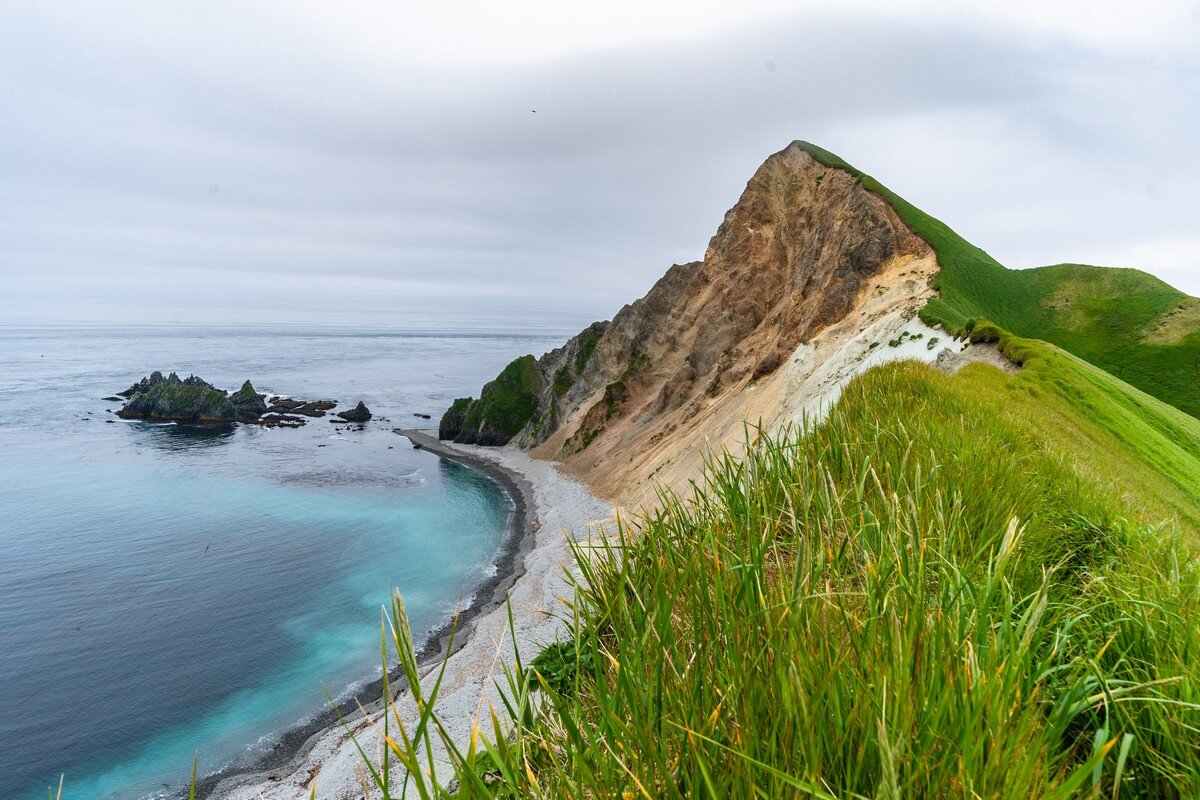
113 371 373 428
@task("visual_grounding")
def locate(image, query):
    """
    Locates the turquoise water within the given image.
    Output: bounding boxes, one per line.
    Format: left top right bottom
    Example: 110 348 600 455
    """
0 324 570 800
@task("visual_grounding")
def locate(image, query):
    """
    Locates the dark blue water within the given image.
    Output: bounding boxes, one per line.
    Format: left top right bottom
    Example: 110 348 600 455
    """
0 324 570 800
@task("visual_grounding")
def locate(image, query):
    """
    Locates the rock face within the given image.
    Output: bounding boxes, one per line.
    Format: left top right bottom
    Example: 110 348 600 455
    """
441 141 938 503
117 373 267 423
336 401 372 423
438 354 543 445
120 370 217 398
229 380 268 418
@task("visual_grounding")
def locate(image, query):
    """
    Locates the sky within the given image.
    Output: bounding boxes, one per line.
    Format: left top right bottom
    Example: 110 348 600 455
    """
1 1 1198 329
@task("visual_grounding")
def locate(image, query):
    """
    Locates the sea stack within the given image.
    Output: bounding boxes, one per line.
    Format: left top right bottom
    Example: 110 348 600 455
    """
336 401 372 422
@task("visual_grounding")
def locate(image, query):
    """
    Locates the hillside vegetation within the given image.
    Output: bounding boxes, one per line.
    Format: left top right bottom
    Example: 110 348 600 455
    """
165 142 1200 799
439 355 542 445
798 142 1200 421
361 331 1200 798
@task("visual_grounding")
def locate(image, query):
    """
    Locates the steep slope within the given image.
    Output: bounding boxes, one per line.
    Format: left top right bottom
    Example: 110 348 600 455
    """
399 331 1200 799
445 143 940 505
466 342 1200 799
442 140 1200 509
798 142 1200 419
338 141 1200 798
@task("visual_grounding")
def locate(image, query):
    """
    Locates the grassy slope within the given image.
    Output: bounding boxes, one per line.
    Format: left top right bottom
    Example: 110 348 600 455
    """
353 333 1200 799
161 144 1200 799
798 141 1200 421
973 328 1200 532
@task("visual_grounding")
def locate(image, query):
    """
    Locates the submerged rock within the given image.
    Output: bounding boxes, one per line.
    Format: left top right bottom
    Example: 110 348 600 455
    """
266 398 337 417
336 401 372 423
259 413 306 428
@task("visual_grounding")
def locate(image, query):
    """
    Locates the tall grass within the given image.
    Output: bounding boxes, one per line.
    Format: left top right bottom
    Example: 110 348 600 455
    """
354 361 1200 799
159 357 1198 799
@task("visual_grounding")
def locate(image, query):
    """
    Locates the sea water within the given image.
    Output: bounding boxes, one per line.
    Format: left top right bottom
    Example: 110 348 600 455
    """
0 323 572 800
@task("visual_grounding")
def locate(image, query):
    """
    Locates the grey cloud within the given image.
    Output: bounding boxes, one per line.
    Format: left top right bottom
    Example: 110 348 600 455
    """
1 5 1196 330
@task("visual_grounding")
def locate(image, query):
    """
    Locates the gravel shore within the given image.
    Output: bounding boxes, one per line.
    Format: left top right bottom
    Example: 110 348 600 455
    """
204 432 612 800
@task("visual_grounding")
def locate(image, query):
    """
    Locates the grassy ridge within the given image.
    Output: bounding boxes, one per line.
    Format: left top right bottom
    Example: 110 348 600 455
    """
965 326 1200 532
797 141 1200 421
349 334 1200 799
167 141 1200 797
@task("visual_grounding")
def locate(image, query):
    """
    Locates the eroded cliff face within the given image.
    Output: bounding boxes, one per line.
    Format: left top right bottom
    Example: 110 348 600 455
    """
444 142 940 508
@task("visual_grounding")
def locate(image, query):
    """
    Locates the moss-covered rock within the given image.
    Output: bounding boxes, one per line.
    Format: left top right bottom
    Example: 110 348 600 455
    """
573 325 602 374
229 380 267 419
439 397 474 440
116 373 266 422
439 355 543 445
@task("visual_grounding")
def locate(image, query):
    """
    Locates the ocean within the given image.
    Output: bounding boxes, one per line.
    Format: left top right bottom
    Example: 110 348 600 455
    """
0 323 572 800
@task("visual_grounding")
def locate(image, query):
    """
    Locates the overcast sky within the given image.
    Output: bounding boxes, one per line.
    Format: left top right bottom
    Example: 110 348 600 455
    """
2 1 1198 329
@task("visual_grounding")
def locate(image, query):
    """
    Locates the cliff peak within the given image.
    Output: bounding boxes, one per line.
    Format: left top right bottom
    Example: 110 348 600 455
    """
441 141 938 504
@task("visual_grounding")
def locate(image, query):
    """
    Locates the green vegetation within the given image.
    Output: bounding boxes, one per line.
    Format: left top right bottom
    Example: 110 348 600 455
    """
603 354 648 417
344 330 1200 798
887 331 922 348
470 354 542 435
529 639 598 697
552 365 572 397
438 397 474 440
440 355 542 445
573 325 602 374
231 380 257 401
565 354 649 453
797 141 1200 420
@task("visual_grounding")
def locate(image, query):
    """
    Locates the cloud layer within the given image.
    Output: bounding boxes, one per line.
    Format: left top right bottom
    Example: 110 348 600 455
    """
2 1 1197 327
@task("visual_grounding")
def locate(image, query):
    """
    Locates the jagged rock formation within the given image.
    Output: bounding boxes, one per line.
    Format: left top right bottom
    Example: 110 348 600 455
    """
117 373 267 423
336 401 373 423
229 380 268 418
118 370 219 399
442 142 939 505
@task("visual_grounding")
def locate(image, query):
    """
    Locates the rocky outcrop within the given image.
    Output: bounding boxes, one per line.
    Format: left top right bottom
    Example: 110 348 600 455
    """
336 401 372 423
438 354 542 445
439 398 472 440
229 380 268 418
442 141 939 505
116 373 265 423
118 371 215 398
268 398 337 417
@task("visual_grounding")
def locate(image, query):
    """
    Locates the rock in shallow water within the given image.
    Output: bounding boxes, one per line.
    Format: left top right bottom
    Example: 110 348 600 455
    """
115 372 266 423
335 401 372 422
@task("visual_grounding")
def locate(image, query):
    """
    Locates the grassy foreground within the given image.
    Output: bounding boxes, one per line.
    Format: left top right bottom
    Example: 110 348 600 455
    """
797 141 1200 421
341 332 1200 799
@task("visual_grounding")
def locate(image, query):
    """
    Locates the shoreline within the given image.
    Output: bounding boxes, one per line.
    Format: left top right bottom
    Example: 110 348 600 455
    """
193 429 542 799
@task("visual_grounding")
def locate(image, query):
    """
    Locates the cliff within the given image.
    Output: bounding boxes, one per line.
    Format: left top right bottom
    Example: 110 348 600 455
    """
443 139 1200 509
442 141 938 506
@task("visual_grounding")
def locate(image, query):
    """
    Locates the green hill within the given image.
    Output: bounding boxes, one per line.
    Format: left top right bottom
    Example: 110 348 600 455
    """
349 145 1200 799
798 141 1200 421
173 143 1200 799
368 332 1200 798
